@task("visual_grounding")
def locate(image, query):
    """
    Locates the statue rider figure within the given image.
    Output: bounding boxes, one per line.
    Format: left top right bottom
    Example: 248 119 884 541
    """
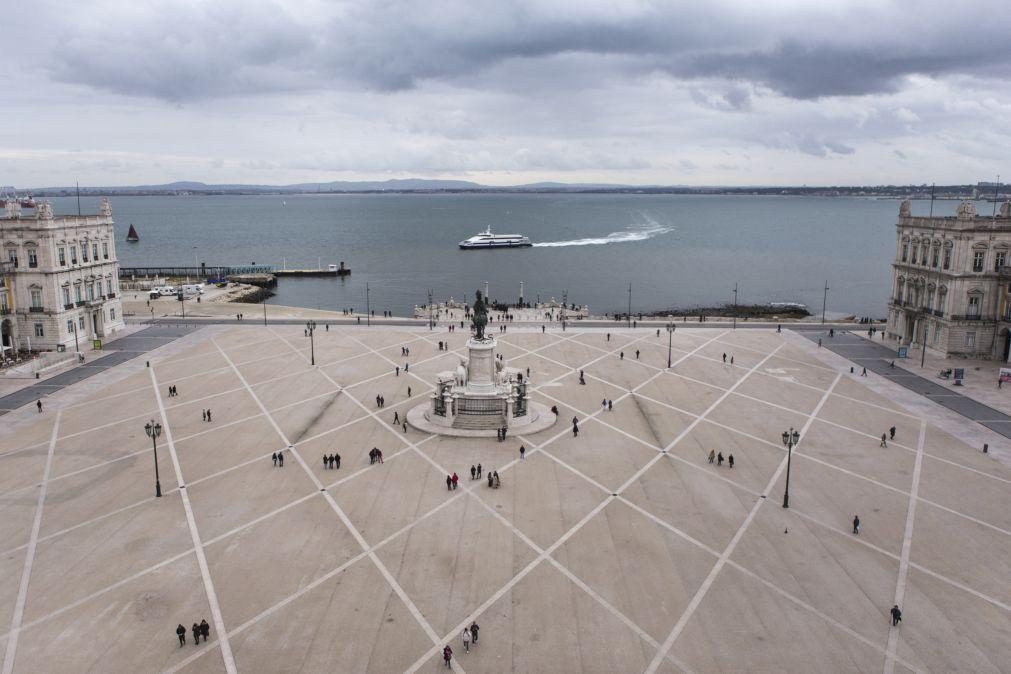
472 290 489 340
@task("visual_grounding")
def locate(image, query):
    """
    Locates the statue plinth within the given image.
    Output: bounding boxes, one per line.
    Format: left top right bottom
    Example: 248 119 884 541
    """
465 337 498 393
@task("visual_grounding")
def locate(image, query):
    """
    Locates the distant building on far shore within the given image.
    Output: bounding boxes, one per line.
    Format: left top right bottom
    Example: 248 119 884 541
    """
1 198 125 355
888 198 1011 361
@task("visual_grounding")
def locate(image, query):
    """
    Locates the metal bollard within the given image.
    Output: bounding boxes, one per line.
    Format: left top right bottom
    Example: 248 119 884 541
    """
983 443 988 454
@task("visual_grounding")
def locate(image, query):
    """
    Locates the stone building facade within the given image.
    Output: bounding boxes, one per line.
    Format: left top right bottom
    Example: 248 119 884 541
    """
887 199 1011 361
1 199 125 354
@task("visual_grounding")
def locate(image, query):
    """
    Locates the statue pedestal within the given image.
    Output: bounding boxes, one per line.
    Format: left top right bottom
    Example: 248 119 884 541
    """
465 338 497 393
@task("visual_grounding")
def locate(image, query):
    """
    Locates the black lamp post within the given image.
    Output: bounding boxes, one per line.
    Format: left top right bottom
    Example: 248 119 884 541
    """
667 322 676 368
781 427 800 508
145 420 163 497
306 320 316 365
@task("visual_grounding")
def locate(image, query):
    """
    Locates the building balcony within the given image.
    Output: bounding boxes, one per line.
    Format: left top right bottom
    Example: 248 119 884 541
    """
75 301 86 307
28 306 45 313
63 303 74 310
0 307 10 316
107 292 116 299
950 314 983 321
933 310 944 317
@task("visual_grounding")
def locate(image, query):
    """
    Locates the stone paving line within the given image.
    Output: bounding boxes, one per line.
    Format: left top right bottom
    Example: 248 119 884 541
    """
2 411 61 674
2 325 1007 672
885 419 927 674
149 365 238 673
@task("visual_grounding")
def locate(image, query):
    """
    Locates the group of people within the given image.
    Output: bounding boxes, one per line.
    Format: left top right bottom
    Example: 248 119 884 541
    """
166 385 179 397
201 409 213 422
369 447 384 464
271 450 285 467
443 622 480 667
880 426 896 447
722 353 734 365
707 449 735 468
446 472 459 490
322 452 341 469
600 399 613 411
400 345 411 356
375 394 387 408
496 427 508 441
176 620 210 646
469 464 483 479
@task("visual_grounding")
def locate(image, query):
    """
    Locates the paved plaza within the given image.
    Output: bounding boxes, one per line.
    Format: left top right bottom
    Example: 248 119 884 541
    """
0 324 1009 673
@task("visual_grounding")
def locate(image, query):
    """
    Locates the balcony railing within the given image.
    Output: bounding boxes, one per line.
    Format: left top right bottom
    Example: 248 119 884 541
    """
64 303 74 310
75 301 86 307
107 292 116 299
28 306 45 313
950 314 983 321
933 310 944 317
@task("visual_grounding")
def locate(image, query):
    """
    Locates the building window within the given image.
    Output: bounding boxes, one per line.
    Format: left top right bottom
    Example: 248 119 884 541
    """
926 288 935 310
997 251 1007 271
92 243 98 260
921 244 928 265
62 288 71 306
79 316 85 330
901 243 908 262
81 244 89 262
73 286 81 303
86 284 94 301
70 246 77 264
102 242 109 259
6 249 17 268
58 247 66 266
30 289 42 309
968 295 981 317
966 331 976 348
943 248 952 270
34 323 44 337
911 246 917 264
27 249 38 268
110 308 116 320
932 248 939 268
933 324 941 345
973 251 985 272
106 279 112 295
67 319 74 333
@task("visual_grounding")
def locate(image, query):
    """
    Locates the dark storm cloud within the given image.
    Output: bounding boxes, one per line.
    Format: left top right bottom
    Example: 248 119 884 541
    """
41 1 1011 102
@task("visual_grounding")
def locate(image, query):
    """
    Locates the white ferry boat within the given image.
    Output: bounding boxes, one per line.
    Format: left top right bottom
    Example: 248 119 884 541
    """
459 227 532 249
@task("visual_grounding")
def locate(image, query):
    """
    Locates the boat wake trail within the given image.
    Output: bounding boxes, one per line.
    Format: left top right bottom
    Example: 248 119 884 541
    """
532 216 673 247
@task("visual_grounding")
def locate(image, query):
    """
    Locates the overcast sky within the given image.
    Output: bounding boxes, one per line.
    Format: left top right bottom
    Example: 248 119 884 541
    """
3 0 1011 187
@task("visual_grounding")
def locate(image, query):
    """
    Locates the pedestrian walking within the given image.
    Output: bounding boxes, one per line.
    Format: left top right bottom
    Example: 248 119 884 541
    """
470 621 480 644
393 411 400 425
446 475 453 491
396 366 399 376
36 399 42 413
635 349 640 360
476 463 482 478
608 399 612 411
880 434 887 448
722 353 727 363
861 367 867 376
202 409 207 422
200 620 210 642
520 445 526 460
708 449 715 464
852 515 860 535
206 409 212 422
335 452 341 469
376 448 383 463
890 605 902 626
323 454 329 470
369 448 376 464
403 422 407 433
889 426 896 440
488 473 494 488
602 399 607 410
451 472 458 489
278 450 284 467
272 452 277 467
443 645 453 668
730 356 734 365
620 351 624 360
717 452 724 466
408 386 412 397
192 623 201 646
462 627 471 652
176 624 186 646
728 453 734 468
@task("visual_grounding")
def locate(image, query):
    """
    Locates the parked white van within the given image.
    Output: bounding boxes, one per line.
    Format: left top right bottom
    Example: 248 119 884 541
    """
181 284 204 296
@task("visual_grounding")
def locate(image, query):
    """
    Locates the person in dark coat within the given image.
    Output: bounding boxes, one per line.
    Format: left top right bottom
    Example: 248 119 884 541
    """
470 621 480 644
200 619 210 642
272 452 278 466
717 452 724 466
476 463 482 478
335 452 341 469
176 623 186 646
728 453 734 469
278 451 284 467
192 623 201 645
470 465 476 480
323 454 329 470
890 605 902 626
852 515 860 535
446 474 453 491
443 645 453 668
451 472 459 489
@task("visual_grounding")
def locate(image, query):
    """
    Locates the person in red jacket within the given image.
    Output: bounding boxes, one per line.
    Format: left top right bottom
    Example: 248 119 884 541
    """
451 472 459 490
